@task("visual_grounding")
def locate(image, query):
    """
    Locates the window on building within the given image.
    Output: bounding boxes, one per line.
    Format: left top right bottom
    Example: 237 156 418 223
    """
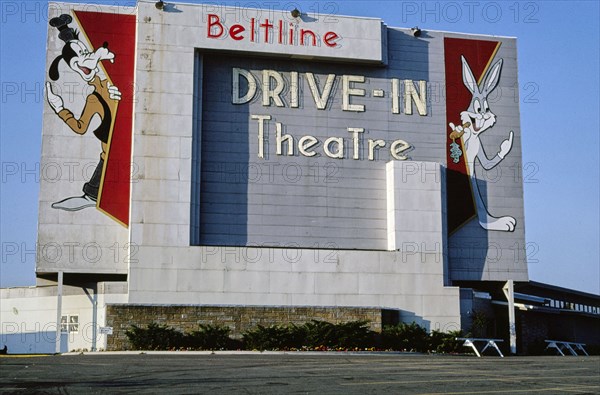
60 314 79 333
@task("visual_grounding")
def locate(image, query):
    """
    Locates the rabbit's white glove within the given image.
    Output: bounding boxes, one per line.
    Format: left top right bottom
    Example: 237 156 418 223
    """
498 131 514 159
108 83 122 101
46 82 64 113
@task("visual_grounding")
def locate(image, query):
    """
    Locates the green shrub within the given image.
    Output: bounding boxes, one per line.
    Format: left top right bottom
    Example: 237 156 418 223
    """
242 320 376 351
125 320 472 353
126 323 234 351
429 330 466 354
331 321 376 349
285 323 309 349
428 329 446 353
381 322 428 352
302 320 336 349
125 323 184 350
242 324 301 350
186 324 232 350
303 320 376 349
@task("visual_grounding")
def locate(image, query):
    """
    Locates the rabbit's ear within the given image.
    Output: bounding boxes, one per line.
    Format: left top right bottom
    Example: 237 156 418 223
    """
483 58 503 94
461 55 477 94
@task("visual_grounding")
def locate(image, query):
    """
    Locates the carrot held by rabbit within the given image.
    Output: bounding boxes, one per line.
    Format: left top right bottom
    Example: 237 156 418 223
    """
449 121 471 140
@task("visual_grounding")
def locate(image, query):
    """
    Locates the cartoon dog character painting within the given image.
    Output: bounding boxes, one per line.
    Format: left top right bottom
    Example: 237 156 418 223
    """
449 55 516 232
45 14 121 211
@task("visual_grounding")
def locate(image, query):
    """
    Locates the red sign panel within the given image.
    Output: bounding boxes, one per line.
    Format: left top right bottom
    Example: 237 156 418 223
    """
444 37 500 234
74 11 136 227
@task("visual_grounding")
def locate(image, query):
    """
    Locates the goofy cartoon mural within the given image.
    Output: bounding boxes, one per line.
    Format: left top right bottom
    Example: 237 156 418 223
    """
45 14 121 211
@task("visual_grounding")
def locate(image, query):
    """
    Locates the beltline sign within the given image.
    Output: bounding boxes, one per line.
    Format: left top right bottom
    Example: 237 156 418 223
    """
197 6 387 64
233 68 428 161
207 14 341 48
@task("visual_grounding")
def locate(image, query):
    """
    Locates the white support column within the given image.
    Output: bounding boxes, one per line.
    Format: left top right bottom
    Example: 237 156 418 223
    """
503 280 517 355
55 271 63 354
83 284 99 352
91 285 98 352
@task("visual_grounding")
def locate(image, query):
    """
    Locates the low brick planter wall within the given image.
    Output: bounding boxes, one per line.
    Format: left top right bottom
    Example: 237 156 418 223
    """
106 305 383 350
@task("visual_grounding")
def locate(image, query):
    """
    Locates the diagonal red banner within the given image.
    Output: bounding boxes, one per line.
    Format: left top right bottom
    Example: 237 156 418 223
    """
444 37 500 235
74 11 136 227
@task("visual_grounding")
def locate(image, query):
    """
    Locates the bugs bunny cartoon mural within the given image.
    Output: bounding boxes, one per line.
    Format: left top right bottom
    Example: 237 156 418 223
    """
448 55 516 232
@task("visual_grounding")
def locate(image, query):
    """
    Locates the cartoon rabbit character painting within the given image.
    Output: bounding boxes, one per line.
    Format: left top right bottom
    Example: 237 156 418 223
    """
449 56 516 232
45 14 121 211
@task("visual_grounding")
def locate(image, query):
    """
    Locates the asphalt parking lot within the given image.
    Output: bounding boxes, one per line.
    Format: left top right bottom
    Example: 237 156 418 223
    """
1 353 598 394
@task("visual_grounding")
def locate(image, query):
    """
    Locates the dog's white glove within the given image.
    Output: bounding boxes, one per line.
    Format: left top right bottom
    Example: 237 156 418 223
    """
498 130 514 159
46 82 64 113
108 83 122 101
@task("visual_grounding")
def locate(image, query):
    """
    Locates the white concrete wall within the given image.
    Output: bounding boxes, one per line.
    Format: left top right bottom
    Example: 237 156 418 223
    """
128 246 460 331
387 162 446 250
387 161 450 287
0 284 127 353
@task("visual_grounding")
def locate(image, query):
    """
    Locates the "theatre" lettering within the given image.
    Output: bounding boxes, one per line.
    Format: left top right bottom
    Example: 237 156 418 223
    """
228 68 425 162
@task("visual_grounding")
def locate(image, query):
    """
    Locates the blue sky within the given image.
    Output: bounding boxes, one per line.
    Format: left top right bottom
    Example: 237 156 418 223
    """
1 0 599 294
